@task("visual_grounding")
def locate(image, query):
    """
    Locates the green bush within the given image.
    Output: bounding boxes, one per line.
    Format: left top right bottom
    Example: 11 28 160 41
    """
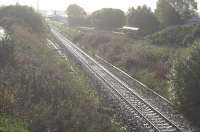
146 25 200 47
0 29 123 132
170 41 200 126
127 6 160 36
0 5 47 34
91 8 126 30
0 115 28 132
66 4 89 27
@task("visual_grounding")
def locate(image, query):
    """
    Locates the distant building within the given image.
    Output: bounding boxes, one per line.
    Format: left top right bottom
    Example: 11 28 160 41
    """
186 18 200 25
117 26 140 38
118 26 139 33
46 10 67 23
39 10 66 18
122 26 139 31
48 15 67 23
78 27 95 32
39 10 49 16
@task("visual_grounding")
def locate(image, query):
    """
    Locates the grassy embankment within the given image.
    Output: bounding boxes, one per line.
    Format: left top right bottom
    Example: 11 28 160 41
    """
0 5 125 132
53 22 200 100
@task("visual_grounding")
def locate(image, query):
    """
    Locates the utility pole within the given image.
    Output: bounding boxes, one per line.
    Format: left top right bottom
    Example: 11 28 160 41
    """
16 0 20 5
129 0 133 9
36 0 39 12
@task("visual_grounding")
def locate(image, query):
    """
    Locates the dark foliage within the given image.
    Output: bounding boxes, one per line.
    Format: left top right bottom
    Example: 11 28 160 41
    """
0 5 47 34
171 42 200 126
155 0 182 27
146 25 200 47
168 0 198 21
66 4 88 27
0 37 14 68
127 5 160 36
91 8 126 30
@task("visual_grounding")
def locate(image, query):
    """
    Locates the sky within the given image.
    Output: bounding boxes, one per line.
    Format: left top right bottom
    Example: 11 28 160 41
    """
0 0 199 13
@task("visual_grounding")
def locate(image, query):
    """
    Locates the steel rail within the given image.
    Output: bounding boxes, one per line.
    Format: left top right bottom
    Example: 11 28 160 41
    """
51 29 183 132
51 30 160 131
95 55 173 106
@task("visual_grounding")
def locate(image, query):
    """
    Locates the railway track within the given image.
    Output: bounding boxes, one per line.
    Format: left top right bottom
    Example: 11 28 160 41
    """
51 29 186 132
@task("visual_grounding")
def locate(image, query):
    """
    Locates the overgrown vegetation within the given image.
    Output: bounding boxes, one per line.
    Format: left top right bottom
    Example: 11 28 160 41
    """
66 4 89 27
170 41 200 126
0 115 28 132
155 0 182 27
127 6 160 36
146 25 200 47
91 8 126 30
166 0 198 21
0 5 125 132
0 5 47 34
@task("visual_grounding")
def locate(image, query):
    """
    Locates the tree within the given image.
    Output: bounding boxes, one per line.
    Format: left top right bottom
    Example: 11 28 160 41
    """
155 0 182 27
66 4 87 27
91 8 126 30
0 5 46 34
127 5 160 36
168 0 198 20
170 42 200 126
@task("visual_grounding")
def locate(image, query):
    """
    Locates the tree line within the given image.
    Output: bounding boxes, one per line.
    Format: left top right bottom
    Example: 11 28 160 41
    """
66 0 198 36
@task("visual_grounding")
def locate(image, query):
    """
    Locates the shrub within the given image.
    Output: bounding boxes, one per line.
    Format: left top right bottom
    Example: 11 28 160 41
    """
127 6 160 36
146 25 200 47
0 5 47 34
0 115 28 132
91 8 126 30
0 30 122 132
66 4 89 27
170 41 200 126
155 0 182 27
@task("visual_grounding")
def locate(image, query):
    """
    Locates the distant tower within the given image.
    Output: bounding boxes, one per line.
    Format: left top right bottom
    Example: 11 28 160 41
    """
129 0 132 8
37 0 39 12
16 0 20 5
54 11 57 15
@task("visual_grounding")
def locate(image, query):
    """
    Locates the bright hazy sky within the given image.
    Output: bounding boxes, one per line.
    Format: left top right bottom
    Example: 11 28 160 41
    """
0 0 199 13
